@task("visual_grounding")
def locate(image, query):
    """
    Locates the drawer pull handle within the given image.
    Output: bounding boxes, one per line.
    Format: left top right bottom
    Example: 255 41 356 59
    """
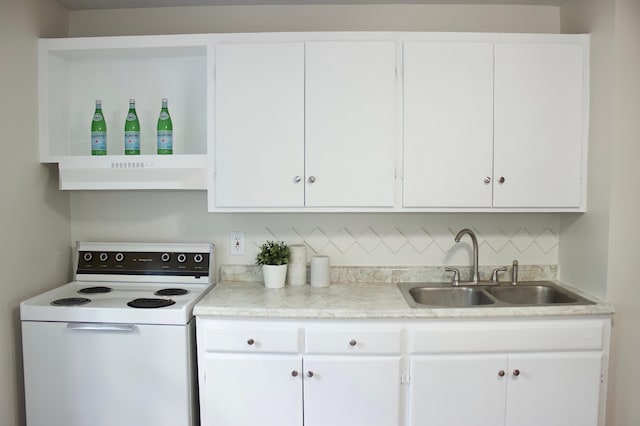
349 339 357 347
291 370 299 377
498 370 505 377
247 338 255 346
512 369 520 377
306 371 314 378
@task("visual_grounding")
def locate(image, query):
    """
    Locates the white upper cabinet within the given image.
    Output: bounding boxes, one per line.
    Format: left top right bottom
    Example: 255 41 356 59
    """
493 42 586 209
403 41 494 208
39 33 589 210
305 41 396 208
214 42 305 208
211 39 397 210
403 36 588 211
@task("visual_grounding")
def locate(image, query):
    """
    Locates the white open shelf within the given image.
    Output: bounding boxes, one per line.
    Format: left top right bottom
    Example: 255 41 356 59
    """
38 34 211 190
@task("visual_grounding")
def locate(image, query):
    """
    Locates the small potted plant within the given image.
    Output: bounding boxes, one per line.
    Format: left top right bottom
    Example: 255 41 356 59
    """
255 240 290 289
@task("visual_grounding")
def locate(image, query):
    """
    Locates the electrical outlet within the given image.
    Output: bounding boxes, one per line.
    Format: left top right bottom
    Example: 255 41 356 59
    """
230 232 245 256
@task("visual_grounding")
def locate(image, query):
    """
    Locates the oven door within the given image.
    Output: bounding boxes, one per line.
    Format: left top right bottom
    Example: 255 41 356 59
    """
22 320 197 426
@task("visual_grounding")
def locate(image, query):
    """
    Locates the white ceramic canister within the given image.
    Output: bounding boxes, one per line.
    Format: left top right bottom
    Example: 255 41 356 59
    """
287 244 307 286
310 255 330 288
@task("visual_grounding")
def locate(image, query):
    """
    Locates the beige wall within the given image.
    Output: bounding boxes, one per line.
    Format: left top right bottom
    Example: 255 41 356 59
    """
559 0 614 299
605 0 640 423
0 0 70 425
561 0 640 424
69 4 560 36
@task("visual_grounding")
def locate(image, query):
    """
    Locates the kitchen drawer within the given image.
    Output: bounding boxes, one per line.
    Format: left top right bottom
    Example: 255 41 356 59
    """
198 319 302 353
409 319 605 354
305 326 402 355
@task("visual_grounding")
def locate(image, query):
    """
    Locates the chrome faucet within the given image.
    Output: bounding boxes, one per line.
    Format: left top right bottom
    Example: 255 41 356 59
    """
454 228 480 284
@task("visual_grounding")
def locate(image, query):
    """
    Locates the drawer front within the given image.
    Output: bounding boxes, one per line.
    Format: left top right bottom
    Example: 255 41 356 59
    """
409 319 605 354
305 327 402 355
198 319 301 353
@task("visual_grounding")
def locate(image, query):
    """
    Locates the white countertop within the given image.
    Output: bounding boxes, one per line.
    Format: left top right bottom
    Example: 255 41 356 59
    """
193 280 614 319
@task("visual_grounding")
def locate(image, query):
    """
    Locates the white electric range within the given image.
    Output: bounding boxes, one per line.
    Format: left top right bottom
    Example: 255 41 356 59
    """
20 241 215 426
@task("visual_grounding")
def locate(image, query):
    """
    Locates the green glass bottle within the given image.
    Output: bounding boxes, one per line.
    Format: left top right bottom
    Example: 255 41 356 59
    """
157 98 173 155
124 98 140 155
91 100 107 155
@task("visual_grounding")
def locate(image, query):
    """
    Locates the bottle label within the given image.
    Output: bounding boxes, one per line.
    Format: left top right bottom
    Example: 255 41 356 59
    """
159 111 170 121
91 131 107 155
126 113 137 121
124 131 140 154
93 112 104 121
157 130 173 154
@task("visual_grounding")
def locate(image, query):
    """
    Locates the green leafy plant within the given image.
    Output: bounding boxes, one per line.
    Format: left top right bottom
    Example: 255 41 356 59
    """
255 240 290 266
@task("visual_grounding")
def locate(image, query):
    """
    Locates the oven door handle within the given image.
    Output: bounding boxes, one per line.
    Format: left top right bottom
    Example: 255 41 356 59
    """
66 323 137 333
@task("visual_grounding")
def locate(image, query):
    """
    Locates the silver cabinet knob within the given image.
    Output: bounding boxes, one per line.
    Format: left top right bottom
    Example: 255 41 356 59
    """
308 176 316 184
291 370 299 377
498 370 505 377
349 339 357 347
512 369 520 377
293 176 302 183
306 371 314 378
498 176 506 184
484 177 491 185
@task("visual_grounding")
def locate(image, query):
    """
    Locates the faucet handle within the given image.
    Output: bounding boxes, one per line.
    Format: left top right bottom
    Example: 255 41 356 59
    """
491 266 508 283
445 267 460 286
511 260 519 285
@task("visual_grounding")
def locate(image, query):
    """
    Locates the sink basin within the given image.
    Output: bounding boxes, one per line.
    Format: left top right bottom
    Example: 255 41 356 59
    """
408 287 495 307
486 284 580 305
399 281 595 309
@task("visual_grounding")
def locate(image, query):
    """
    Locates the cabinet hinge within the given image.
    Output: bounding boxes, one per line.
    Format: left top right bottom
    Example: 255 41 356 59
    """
401 373 410 385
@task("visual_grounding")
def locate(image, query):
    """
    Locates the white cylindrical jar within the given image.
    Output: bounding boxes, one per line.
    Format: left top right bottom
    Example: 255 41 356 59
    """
310 255 330 288
287 244 307 286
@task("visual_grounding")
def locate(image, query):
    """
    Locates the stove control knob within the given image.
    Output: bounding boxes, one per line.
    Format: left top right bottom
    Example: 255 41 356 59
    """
115 253 125 262
99 252 109 262
194 254 203 263
161 253 171 262
83 252 93 262
177 254 187 263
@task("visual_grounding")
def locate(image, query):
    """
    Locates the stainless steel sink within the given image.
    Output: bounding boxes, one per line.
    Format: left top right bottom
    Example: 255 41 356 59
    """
408 287 495 308
399 281 595 308
486 284 581 305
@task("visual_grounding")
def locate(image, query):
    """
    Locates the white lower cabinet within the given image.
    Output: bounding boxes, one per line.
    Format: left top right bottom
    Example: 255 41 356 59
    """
197 319 403 426
409 352 602 426
202 353 303 426
407 319 608 426
303 355 401 426
197 318 609 426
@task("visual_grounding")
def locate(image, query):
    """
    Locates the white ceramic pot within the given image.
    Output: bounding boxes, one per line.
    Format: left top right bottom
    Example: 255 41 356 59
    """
263 264 288 289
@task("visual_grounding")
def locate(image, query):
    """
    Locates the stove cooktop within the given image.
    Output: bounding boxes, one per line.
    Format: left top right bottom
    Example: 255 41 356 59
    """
20 242 215 325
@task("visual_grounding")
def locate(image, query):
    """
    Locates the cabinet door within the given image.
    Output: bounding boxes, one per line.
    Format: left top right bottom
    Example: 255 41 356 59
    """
303 355 402 426
505 352 602 426
305 41 397 207
403 42 494 208
200 353 303 426
409 354 507 426
493 42 585 208
214 42 305 207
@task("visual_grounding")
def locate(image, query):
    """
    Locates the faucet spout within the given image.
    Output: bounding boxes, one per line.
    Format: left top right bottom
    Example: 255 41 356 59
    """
454 228 480 284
